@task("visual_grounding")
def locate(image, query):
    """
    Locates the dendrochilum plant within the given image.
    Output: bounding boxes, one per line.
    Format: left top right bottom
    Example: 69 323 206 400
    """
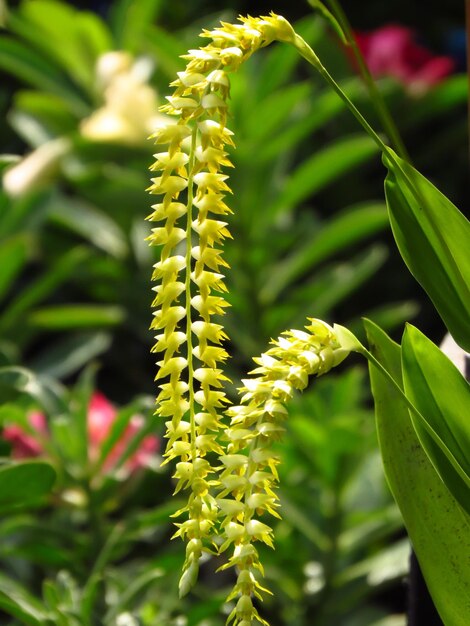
146 13 356 624
147 11 470 626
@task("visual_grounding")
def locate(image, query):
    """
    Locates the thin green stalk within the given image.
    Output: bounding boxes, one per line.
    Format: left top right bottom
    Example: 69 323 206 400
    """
291 33 389 154
356 343 444 441
334 325 427 427
185 126 198 464
325 0 411 162
292 28 466 302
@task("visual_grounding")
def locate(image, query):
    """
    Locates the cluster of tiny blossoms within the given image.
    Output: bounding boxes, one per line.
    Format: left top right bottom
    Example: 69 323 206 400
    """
218 319 349 625
147 13 297 597
146 11 354 625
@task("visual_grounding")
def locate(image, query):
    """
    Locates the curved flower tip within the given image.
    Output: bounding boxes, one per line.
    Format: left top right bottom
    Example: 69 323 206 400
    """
333 323 364 354
355 25 455 94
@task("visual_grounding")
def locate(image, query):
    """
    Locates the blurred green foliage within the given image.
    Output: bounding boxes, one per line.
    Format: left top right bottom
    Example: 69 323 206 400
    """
0 0 467 624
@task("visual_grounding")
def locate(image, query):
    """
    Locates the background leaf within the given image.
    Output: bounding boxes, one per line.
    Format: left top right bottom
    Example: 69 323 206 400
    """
0 572 48 626
0 461 56 511
269 134 379 219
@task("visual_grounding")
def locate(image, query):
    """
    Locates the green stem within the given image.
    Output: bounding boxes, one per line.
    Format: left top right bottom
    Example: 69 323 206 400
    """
325 0 411 162
185 126 198 464
291 33 389 154
291 28 467 300
84 479 105 565
334 324 423 422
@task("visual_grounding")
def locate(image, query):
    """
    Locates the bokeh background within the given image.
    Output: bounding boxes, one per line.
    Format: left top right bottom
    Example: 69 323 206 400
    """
0 1 467 625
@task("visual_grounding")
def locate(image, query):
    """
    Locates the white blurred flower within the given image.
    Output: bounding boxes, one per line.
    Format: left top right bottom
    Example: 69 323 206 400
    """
81 51 166 145
2 137 71 197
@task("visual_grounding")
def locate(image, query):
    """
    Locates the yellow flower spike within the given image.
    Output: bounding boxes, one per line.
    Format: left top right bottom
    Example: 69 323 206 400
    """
147 12 357 621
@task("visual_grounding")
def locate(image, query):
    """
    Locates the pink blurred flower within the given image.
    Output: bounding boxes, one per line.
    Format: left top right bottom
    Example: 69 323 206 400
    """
355 25 455 94
88 392 159 472
3 393 159 474
3 411 47 459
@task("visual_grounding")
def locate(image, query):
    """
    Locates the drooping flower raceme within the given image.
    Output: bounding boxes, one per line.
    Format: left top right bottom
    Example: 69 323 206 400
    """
218 319 350 625
147 13 297 597
147 12 354 623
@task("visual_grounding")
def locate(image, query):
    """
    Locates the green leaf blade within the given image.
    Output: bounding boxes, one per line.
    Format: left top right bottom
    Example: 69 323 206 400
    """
0 461 56 512
402 324 470 514
364 319 470 626
384 150 470 352
271 134 379 218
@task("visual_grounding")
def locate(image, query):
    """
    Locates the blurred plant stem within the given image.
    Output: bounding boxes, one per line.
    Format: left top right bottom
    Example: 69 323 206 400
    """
322 0 411 162
84 477 106 565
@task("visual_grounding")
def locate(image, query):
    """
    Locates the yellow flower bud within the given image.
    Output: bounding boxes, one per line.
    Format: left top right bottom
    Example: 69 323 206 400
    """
178 559 198 598
235 594 253 617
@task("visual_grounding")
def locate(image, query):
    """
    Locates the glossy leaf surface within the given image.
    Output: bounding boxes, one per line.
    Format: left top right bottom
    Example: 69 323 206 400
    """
402 324 470 515
384 150 470 352
364 319 470 626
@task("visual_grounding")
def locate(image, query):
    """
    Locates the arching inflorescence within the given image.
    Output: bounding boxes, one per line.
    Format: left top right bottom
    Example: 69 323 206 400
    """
147 13 352 626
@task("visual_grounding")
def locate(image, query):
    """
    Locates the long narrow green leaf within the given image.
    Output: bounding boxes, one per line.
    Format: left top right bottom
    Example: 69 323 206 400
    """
403 75 468 127
0 37 89 116
68 365 96 466
364 319 470 626
47 198 128 258
28 304 124 329
103 568 164 623
255 78 369 165
384 150 470 352
76 11 113 59
347 300 419 338
9 1 99 92
0 247 92 334
402 324 470 514
261 202 388 303
111 0 163 52
141 23 186 78
0 188 50 238
0 366 67 415
287 244 387 319
94 399 147 472
0 235 29 302
0 573 48 626
244 82 312 144
30 332 111 379
270 134 379 219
